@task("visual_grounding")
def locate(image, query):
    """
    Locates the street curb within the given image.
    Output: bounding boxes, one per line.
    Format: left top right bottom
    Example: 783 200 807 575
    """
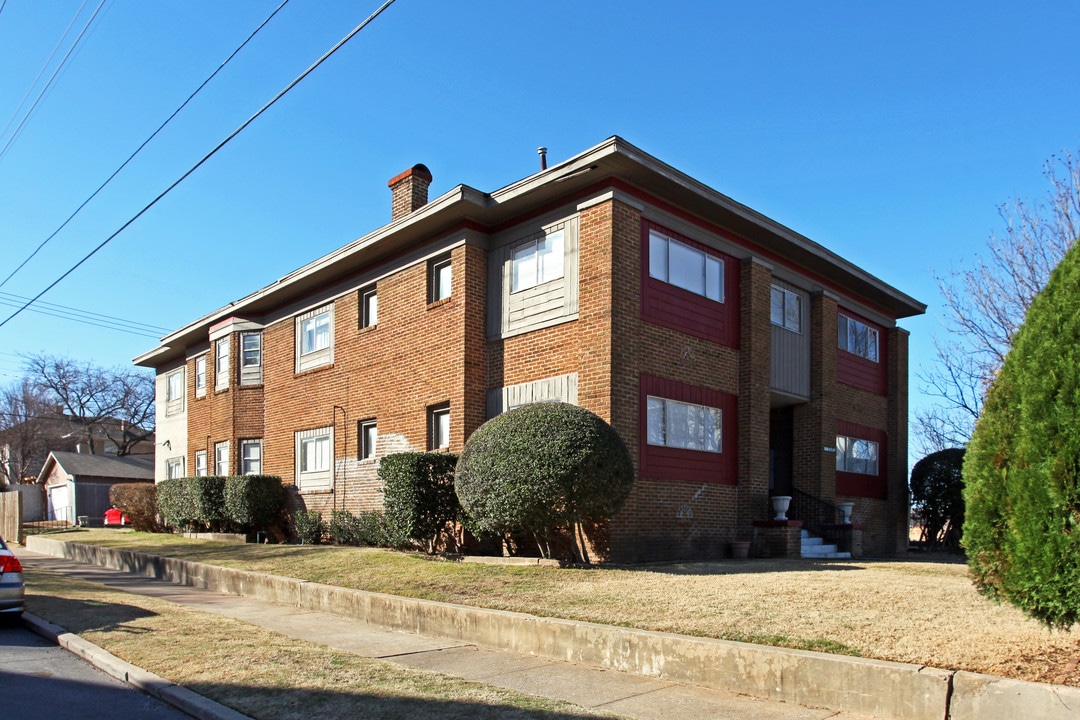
24 535 1080 720
21 611 252 720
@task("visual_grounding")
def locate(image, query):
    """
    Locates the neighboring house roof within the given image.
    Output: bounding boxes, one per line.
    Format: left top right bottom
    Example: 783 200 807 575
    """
135 135 927 368
2 413 153 444
39 451 154 482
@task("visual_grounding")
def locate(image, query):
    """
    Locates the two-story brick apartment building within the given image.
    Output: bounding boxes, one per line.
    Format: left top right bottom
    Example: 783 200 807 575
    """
135 137 924 562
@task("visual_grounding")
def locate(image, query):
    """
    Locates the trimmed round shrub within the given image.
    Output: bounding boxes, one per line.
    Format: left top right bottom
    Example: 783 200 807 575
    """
909 448 965 551
455 402 633 560
963 240 1080 628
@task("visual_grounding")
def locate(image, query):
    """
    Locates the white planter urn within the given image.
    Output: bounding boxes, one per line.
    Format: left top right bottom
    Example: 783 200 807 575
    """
771 495 792 521
837 501 854 524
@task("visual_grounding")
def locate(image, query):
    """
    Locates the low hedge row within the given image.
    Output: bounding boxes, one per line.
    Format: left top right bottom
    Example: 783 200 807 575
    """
158 475 284 533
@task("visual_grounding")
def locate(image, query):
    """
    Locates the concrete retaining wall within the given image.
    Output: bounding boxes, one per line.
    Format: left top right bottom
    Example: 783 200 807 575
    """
26 536 1080 720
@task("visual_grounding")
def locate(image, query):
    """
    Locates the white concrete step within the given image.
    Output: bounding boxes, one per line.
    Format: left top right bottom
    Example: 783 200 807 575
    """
800 529 851 559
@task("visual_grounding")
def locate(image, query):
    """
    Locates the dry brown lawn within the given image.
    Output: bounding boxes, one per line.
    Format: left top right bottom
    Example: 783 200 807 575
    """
58 530 1080 686
24 568 611 720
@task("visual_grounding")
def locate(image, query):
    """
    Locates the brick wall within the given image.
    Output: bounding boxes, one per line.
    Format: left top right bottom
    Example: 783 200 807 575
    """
174 188 912 561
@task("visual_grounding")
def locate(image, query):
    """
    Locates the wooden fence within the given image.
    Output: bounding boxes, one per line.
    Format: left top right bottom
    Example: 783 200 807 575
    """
0 490 23 544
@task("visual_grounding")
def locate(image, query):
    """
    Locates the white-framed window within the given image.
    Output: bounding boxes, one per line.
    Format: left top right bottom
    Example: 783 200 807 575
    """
194 450 208 477
194 355 207 398
429 256 452 303
241 439 262 475
240 332 262 385
428 404 450 450
838 313 879 362
360 286 378 328
359 419 377 460
166 456 185 479
215 337 230 390
214 441 230 476
296 305 333 371
648 229 723 303
836 435 879 475
512 227 565 293
770 285 801 333
165 368 184 416
295 426 333 491
646 396 722 453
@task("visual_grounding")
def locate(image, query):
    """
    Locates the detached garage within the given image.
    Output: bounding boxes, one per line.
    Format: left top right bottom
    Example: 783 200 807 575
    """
39 451 153 526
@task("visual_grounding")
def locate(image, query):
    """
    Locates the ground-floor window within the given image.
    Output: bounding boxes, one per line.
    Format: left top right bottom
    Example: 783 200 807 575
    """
638 374 737 484
295 427 333 491
166 456 184 479
835 420 887 499
241 439 262 475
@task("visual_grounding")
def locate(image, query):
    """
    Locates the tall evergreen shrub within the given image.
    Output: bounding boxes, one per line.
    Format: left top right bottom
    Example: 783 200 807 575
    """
963 240 1080 627
223 475 284 532
380 452 460 553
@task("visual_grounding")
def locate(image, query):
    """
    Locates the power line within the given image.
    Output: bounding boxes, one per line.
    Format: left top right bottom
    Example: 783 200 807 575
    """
0 0 108 164
0 0 88 144
0 292 168 332
0 0 292 292
0 291 169 338
0 0 398 332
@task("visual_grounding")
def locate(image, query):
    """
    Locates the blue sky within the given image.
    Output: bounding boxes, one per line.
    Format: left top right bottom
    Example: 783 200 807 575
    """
0 1 1077 457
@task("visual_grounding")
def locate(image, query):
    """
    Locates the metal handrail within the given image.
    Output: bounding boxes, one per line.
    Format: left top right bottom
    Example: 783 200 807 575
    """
787 488 840 538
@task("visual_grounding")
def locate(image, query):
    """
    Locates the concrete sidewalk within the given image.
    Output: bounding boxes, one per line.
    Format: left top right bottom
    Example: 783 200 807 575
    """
15 546 868 720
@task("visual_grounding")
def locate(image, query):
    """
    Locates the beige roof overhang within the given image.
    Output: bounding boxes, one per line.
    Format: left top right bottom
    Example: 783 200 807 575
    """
136 136 925 368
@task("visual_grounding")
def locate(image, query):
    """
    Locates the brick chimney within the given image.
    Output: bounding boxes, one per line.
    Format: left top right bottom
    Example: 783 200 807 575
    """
388 163 432 221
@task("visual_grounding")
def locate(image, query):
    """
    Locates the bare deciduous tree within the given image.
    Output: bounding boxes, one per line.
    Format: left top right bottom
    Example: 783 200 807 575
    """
0 379 62 485
24 354 155 456
916 151 1080 453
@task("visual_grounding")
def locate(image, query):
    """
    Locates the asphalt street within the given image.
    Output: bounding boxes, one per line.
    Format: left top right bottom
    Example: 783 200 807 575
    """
0 622 193 720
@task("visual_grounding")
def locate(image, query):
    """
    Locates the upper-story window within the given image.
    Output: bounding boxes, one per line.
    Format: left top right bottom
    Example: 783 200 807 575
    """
646 396 722 454
215 337 230 390
194 355 207 398
165 368 184 416
429 255 452 303
648 229 724 303
240 332 262 385
836 434 879 475
360 286 378 328
512 228 564 293
770 285 801 333
838 313 879 362
296 304 334 372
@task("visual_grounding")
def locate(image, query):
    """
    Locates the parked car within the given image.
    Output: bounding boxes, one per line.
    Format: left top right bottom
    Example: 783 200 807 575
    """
103 507 129 526
0 535 24 619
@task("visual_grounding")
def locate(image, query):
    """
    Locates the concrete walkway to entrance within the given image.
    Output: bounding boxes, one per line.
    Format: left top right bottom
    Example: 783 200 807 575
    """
15 546 869 720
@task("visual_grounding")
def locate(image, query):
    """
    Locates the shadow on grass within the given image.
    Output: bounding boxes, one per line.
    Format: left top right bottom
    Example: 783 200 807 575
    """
24 595 157 635
610 558 867 576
